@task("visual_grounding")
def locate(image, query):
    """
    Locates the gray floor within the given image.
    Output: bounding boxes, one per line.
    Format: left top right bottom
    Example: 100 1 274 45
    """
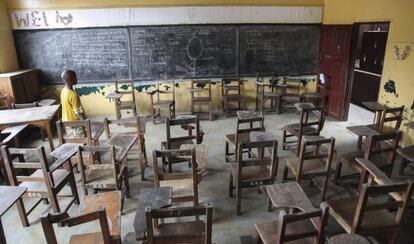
2 104 414 243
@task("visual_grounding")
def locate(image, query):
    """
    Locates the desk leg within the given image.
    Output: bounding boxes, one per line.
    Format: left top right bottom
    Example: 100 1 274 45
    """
0 218 6 244
45 122 55 151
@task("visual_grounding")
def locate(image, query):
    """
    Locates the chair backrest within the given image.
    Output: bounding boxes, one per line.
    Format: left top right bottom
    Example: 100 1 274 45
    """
364 130 401 170
236 111 265 140
256 72 276 94
77 145 118 189
282 77 302 96
41 208 111 244
151 82 175 103
299 107 325 133
378 105 404 132
237 140 278 182
1 145 72 189
152 149 198 204
11 102 38 109
115 80 136 102
275 204 329 244
104 115 146 141
145 202 213 244
221 77 241 96
191 80 211 100
56 119 93 145
296 137 335 180
352 182 413 234
165 116 201 148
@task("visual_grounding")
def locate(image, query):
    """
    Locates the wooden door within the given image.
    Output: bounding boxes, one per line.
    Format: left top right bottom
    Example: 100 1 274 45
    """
319 25 353 120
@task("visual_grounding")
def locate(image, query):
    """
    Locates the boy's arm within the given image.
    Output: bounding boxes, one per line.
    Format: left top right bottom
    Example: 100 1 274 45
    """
72 94 86 120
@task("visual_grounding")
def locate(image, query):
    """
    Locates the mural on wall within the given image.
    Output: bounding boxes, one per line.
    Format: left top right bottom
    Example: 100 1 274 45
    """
74 84 155 97
383 79 398 97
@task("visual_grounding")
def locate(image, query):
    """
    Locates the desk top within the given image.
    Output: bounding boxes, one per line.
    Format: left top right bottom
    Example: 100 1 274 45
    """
250 131 274 142
134 187 172 240
79 191 121 238
105 92 123 100
346 125 380 136
237 110 262 120
294 102 315 111
362 101 386 112
0 105 59 125
1 124 28 144
104 134 137 162
0 186 27 216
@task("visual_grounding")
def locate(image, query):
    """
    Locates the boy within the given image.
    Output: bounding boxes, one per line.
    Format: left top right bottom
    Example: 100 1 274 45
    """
60 70 86 138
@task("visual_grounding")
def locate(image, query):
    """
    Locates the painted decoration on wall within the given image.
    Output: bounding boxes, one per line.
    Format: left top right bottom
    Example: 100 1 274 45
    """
10 6 322 30
383 79 398 97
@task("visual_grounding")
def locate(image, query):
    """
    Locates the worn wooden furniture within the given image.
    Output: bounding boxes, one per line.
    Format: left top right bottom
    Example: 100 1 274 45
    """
256 73 281 114
38 99 57 107
255 203 329 244
301 93 325 109
11 102 45 140
225 111 265 162
328 234 370 244
0 186 27 244
221 77 245 117
0 105 59 150
42 191 121 244
279 77 302 113
188 79 213 120
113 80 137 119
144 202 213 244
134 187 173 241
77 145 130 211
1 145 79 227
397 122 414 175
283 136 335 201
104 116 147 180
0 69 40 104
362 101 386 126
144 83 176 124
282 106 324 156
179 144 208 174
229 140 278 215
327 181 413 243
161 115 202 172
336 131 401 182
0 93 9 110
152 149 200 205
0 124 27 183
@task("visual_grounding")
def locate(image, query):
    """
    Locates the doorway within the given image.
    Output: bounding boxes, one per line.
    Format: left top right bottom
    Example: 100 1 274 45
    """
348 22 390 108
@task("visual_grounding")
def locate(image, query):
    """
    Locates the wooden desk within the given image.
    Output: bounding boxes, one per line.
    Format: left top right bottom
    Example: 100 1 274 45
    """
250 131 274 142
328 234 370 244
134 187 172 241
104 134 137 162
179 144 207 173
0 105 59 150
0 186 27 244
78 191 121 241
294 102 315 112
1 124 28 144
347 125 380 150
236 110 262 120
362 101 386 125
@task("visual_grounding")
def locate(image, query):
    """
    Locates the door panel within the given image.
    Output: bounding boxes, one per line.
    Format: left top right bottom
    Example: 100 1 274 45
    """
319 25 353 120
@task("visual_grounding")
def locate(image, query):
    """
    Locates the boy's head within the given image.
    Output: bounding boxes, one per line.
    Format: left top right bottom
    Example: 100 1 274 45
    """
61 70 77 86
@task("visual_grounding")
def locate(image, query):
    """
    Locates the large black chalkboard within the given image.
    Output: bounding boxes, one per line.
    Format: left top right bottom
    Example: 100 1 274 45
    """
13 24 320 84
238 25 320 76
130 25 237 79
14 28 130 84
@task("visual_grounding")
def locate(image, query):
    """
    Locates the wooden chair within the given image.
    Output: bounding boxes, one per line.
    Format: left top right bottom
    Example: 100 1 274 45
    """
161 115 203 172
145 83 176 124
300 75 325 110
152 149 199 205
104 116 148 180
229 140 278 215
144 203 213 244
1 145 79 227
0 125 27 183
188 79 213 121
282 107 324 156
77 145 130 211
282 136 335 201
221 77 245 117
327 181 413 243
255 203 329 244
225 111 265 162
41 191 121 244
11 102 45 140
335 131 401 182
357 106 404 150
256 72 281 114
114 80 137 119
279 77 302 113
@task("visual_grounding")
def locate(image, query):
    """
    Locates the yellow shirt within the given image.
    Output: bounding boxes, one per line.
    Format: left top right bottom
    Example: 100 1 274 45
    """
60 87 84 121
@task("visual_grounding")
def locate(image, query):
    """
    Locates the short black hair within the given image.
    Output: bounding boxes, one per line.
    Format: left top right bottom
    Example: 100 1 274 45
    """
61 70 76 82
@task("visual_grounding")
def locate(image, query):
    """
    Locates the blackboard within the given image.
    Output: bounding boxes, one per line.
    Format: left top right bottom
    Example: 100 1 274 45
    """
13 24 320 84
13 28 130 84
238 25 320 76
130 25 237 79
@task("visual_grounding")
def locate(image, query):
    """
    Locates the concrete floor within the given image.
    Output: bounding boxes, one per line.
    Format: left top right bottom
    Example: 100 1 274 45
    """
2 104 414 243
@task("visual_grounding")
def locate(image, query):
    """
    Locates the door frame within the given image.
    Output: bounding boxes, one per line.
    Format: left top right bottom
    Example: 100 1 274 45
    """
343 21 390 120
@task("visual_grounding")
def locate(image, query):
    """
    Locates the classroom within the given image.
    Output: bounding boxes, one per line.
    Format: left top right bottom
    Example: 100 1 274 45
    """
0 0 413 243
